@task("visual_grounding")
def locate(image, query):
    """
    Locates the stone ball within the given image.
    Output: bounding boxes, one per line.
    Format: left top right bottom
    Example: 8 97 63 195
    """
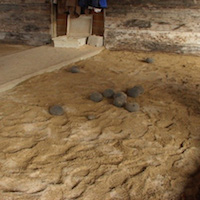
103 88 115 98
49 105 64 116
145 58 154 63
87 115 97 120
125 102 140 112
90 92 103 102
127 85 144 98
113 92 127 100
113 97 127 107
70 66 80 73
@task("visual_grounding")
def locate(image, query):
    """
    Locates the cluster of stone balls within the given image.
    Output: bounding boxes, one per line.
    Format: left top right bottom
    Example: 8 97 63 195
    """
48 62 151 116
89 85 144 112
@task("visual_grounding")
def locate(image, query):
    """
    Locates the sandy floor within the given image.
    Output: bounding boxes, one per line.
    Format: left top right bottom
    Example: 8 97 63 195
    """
0 50 200 200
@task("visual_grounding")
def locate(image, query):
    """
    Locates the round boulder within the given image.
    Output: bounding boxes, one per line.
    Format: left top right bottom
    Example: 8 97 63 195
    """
70 66 80 73
127 85 144 98
87 115 97 120
90 92 103 102
125 102 140 112
49 105 65 116
145 58 154 63
113 92 127 100
103 88 115 98
113 97 127 107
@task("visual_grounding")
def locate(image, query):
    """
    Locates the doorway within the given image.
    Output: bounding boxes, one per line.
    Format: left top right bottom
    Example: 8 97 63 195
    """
51 0 105 38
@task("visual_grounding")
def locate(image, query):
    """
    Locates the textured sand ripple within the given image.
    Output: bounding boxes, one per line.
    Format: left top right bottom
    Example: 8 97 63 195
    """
0 50 200 200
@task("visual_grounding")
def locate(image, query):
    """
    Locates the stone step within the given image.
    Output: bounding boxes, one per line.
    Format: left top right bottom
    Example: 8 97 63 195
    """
52 36 87 48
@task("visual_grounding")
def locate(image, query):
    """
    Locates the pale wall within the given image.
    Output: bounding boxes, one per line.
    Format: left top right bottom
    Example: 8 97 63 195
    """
105 0 200 54
0 0 51 46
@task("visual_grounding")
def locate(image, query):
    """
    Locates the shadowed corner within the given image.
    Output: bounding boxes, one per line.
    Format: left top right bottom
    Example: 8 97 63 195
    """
169 84 200 200
180 168 200 200
159 79 200 200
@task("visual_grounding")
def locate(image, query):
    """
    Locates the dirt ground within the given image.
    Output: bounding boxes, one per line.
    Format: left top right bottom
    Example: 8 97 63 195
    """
0 50 199 200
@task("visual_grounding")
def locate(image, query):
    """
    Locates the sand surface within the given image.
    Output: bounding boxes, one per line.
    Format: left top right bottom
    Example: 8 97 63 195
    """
0 50 200 200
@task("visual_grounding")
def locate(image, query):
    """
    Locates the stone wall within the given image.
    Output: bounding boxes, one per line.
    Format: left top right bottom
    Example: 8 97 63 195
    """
107 0 200 8
105 0 200 54
0 0 51 46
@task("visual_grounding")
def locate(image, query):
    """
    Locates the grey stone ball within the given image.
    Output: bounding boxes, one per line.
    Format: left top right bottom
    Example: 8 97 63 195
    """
145 58 154 63
113 97 127 107
127 85 144 98
125 102 140 112
90 92 103 102
87 115 96 120
103 88 115 98
70 66 80 73
49 105 64 116
113 92 127 100
136 85 144 94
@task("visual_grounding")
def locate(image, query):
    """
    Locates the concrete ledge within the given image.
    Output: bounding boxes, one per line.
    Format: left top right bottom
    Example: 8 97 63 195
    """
88 35 104 47
0 45 104 93
53 36 87 48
